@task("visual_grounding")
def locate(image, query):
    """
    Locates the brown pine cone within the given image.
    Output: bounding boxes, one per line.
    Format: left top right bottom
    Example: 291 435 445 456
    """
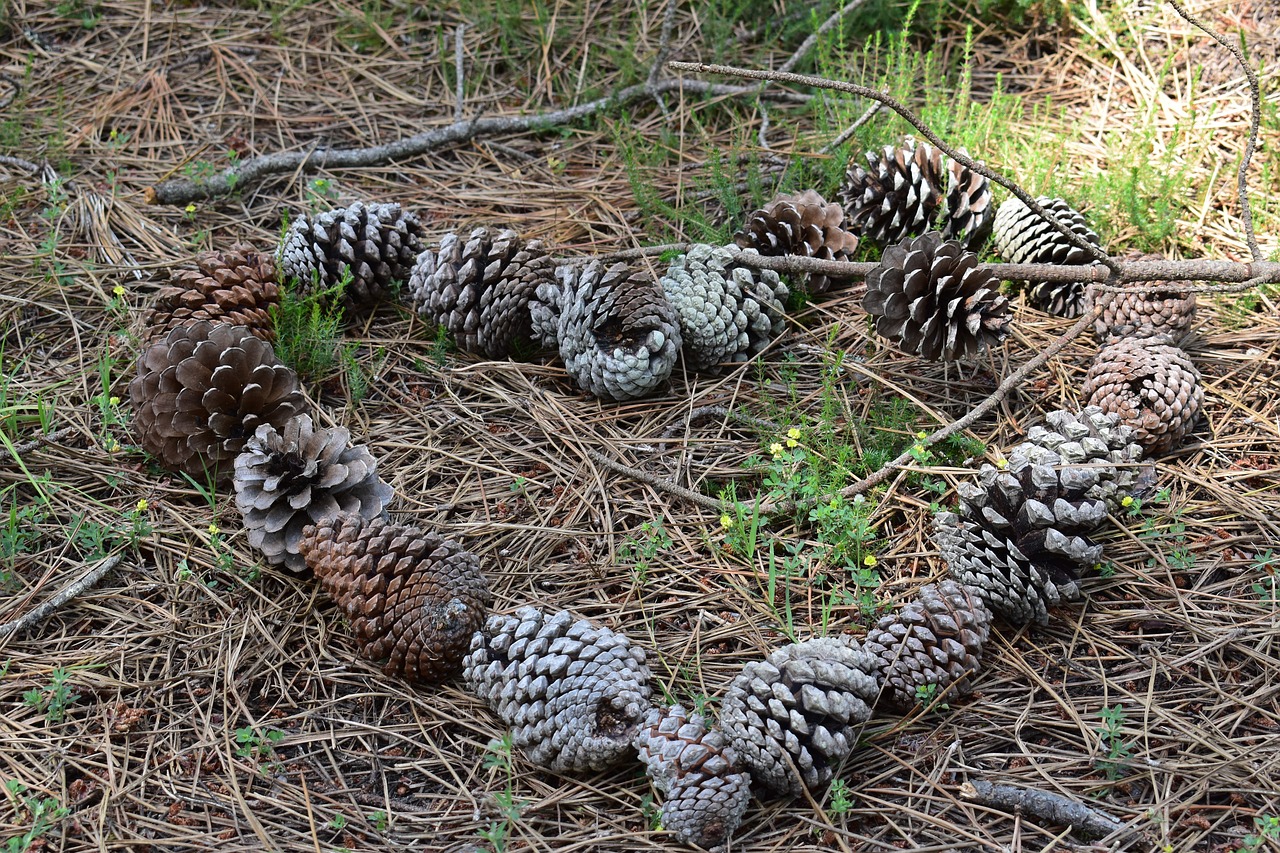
733 189 859 294
298 513 491 683
142 244 279 345
1086 253 1196 342
128 320 306 483
1082 336 1203 456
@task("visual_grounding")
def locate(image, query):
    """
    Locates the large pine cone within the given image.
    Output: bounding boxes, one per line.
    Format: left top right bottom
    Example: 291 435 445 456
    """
838 137 993 248
992 196 1103 318
1086 253 1196 342
634 705 752 852
277 201 424 308
462 607 652 772
142 244 279 345
129 320 306 482
717 635 879 796
864 581 992 709
1082 337 1203 457
407 228 552 359
298 513 490 683
547 261 682 401
233 414 394 573
863 231 1011 361
660 243 788 371
1009 407 1144 511
732 189 859 294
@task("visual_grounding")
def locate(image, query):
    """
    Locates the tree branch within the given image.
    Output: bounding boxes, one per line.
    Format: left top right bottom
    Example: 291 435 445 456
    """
959 780 1128 839
583 448 723 512
454 24 466 122
0 554 124 639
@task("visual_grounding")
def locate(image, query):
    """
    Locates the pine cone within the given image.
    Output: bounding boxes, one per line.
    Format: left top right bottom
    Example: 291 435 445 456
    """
863 231 1011 361
1082 337 1203 457
992 196 1103 318
548 261 681 401
407 228 552 359
717 635 879 796
634 705 752 852
659 243 788 371
233 414 394 573
128 320 306 482
1009 407 1144 511
298 513 490 683
462 607 652 772
1086 253 1197 342
838 137 993 248
732 189 859 294
864 581 992 709
277 201 424 308
142 244 279 345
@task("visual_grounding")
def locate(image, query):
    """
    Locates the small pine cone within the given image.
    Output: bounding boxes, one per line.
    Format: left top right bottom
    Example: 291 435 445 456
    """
128 320 306 482
1009 407 1144 510
233 414 394 573
634 705 752 852
992 196 1103 318
863 232 1011 361
732 189 859 294
1082 337 1203 457
407 228 553 358
838 137 993 248
659 243 788 371
1086 253 1196 342
142 244 279 345
717 635 879 796
462 607 652 772
298 513 491 683
550 261 682 401
864 581 992 709
277 201 424 308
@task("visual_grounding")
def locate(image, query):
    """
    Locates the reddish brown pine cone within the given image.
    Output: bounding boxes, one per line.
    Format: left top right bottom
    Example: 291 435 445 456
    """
733 189 860 294
1085 253 1197 342
142 243 279 345
1082 336 1203 457
298 513 491 683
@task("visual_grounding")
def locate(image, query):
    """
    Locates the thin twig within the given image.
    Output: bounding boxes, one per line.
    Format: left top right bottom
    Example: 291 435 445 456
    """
454 24 466 123
0 554 125 640
1167 0 1263 261
584 448 723 513
1 426 80 462
959 780 1128 839
776 0 871 76
646 0 680 115
819 98 885 154
0 72 18 111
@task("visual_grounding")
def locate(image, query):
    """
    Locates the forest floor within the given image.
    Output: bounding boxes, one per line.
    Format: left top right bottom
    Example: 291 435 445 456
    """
1 0 1278 851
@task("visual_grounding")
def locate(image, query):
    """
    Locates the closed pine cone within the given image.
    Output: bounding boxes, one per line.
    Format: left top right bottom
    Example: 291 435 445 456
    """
233 414 394 573
1082 336 1203 456
1086 252 1196 342
634 705 752 852
717 635 880 796
128 320 306 483
992 196 1102 318
864 581 992 709
298 513 490 683
142 243 279 345
1009 407 1145 511
732 189 859 294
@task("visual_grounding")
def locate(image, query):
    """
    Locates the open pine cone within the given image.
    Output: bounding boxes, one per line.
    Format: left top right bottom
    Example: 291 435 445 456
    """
864 581 992 709
278 201 423 308
233 414 394 573
1082 336 1203 456
732 189 859 294
129 320 306 482
407 228 552 358
1009 407 1145 511
660 243 788 371
992 196 1103 318
463 607 652 772
544 260 681 401
717 635 880 796
863 231 1010 361
1086 253 1197 342
634 705 752 852
142 243 279 345
298 513 490 683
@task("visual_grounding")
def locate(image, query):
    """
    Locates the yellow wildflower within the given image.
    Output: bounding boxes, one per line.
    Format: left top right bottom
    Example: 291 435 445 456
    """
769 442 784 457
108 396 120 406
863 554 878 567
208 523 220 535
136 499 148 512
720 514 733 529
787 427 801 440
1121 495 1134 507
112 285 126 297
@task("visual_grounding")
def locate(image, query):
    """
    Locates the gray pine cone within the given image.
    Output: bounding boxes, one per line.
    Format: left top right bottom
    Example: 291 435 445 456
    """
864 580 992 709
1082 336 1203 457
462 607 652 772
233 414 394 573
545 261 682 401
277 201 424 307
660 243 788 371
732 189 860 294
1009 407 1144 511
634 704 752 852
863 231 1011 361
407 228 552 358
717 635 879 796
992 196 1103 318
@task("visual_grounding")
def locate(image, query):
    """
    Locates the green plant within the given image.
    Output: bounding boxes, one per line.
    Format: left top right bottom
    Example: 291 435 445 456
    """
234 726 284 772
269 271 349 380
621 518 673 586
477 733 526 852
2 780 68 852
1249 550 1279 607
305 177 341 211
1240 814 1280 853
1128 489 1195 573
22 667 79 723
913 681 950 711
328 814 347 831
827 777 854 817
1095 704 1134 781
368 809 389 833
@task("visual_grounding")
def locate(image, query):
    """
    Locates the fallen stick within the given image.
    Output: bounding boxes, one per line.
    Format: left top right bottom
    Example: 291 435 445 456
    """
0 553 124 640
960 780 1128 840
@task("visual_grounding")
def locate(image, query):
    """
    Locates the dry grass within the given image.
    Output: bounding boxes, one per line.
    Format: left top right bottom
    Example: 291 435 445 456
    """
1 1 1279 851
